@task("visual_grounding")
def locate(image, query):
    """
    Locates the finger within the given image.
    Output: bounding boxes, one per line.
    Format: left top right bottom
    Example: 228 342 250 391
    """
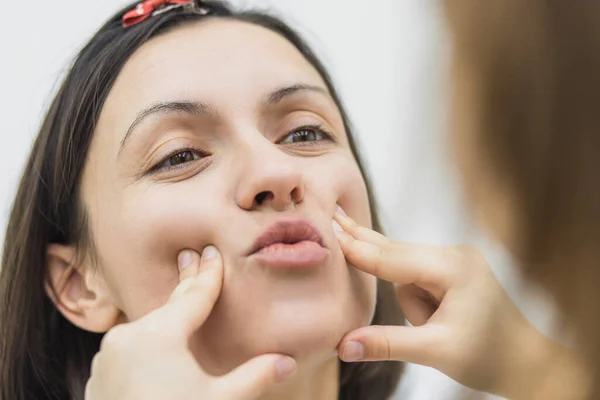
166 250 203 301
170 246 222 302
334 210 455 288
177 249 201 282
215 355 297 399
335 228 454 289
338 325 442 367
150 246 224 335
334 210 389 246
396 284 438 326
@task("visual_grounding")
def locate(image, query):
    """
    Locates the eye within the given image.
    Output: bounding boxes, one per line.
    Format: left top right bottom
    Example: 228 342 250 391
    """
153 149 204 172
279 125 331 145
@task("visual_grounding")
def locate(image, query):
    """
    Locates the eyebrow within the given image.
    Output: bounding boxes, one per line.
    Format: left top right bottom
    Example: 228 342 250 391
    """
265 84 330 106
119 101 211 156
118 84 330 156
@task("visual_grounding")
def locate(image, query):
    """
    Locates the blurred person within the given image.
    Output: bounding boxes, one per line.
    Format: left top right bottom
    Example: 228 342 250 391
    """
336 1 599 399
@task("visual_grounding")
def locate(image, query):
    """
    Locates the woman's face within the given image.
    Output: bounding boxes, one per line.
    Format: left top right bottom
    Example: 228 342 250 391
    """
80 19 375 372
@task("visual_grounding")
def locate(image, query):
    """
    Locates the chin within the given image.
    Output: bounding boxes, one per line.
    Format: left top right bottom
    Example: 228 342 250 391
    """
193 289 375 375
255 298 373 359
190 245 377 374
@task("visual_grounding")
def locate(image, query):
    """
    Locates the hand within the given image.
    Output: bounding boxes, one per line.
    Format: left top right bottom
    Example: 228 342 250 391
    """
85 246 296 400
333 211 588 399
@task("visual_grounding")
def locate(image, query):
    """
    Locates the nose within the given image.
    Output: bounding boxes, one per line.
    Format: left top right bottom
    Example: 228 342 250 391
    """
235 147 305 212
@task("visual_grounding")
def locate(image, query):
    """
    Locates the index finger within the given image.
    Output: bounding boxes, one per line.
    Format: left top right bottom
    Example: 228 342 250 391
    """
334 211 390 246
143 247 224 337
334 215 453 288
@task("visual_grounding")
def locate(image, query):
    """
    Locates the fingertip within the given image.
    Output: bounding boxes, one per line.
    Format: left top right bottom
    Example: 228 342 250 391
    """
339 340 365 362
335 204 348 217
201 245 219 261
200 246 224 274
275 356 297 382
332 219 344 233
178 250 200 280
217 354 297 399
199 246 224 283
178 250 194 269
333 211 353 228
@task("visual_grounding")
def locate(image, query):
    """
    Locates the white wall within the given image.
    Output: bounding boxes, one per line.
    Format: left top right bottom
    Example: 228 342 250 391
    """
1 1 551 399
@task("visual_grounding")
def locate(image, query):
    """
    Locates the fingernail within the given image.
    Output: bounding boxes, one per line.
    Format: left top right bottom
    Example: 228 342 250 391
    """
332 219 344 233
275 357 297 382
178 250 194 269
336 205 347 217
342 341 364 362
202 245 218 260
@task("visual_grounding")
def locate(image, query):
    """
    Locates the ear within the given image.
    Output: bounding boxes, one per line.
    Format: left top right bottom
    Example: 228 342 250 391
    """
45 244 120 333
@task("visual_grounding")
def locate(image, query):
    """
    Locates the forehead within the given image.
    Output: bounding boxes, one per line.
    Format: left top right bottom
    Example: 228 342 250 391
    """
102 19 326 120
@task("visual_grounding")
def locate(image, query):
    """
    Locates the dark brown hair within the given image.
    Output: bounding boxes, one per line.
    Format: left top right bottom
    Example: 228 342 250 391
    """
0 1 402 399
445 1 600 395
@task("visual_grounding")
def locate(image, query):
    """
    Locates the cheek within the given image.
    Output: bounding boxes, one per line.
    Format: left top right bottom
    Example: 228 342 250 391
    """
351 267 378 324
336 157 378 317
89 179 227 320
305 151 377 313
87 149 375 324
307 150 372 228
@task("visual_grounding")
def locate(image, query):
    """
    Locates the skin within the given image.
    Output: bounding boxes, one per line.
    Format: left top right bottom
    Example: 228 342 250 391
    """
330 25 591 397
334 208 591 399
47 19 377 399
85 248 298 400
44 11 587 400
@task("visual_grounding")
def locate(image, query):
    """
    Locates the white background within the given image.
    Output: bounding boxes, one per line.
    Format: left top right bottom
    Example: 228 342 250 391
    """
0 0 555 398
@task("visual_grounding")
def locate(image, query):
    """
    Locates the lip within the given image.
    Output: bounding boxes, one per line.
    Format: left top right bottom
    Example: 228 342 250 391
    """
248 218 328 268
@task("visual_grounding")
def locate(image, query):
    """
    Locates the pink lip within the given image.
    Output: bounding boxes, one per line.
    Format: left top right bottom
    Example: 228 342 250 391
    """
249 218 328 268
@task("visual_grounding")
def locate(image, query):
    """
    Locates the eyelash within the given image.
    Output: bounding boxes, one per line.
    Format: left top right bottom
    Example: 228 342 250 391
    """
278 123 335 146
148 144 210 174
149 123 335 174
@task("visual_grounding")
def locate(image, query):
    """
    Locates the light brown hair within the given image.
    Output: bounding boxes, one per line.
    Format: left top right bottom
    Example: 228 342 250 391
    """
445 1 600 396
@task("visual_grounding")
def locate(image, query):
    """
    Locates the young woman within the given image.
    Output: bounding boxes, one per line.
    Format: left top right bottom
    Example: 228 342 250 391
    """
0 1 406 399
4 1 583 399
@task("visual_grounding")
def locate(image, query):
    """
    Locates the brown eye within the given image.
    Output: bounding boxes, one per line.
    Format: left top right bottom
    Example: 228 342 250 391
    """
169 151 196 165
280 128 325 144
157 150 201 169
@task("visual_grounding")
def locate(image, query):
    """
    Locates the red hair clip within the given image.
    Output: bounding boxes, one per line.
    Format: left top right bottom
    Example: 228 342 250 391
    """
122 0 207 27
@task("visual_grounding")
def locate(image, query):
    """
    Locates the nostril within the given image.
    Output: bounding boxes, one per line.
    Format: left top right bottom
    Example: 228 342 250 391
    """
290 187 302 203
254 191 271 205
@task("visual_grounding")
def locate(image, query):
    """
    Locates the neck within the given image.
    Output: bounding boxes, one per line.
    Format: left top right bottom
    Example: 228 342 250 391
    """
260 357 339 400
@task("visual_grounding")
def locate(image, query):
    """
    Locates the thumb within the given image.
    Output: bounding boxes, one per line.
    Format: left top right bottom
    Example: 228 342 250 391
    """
338 325 442 367
163 246 223 335
215 355 297 399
